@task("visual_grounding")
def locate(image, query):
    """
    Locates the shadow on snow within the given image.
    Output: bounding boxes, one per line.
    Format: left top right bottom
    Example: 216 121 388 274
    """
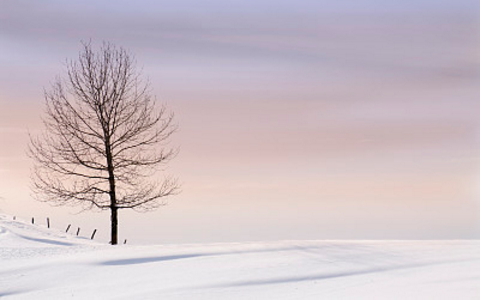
97 245 323 266
211 258 478 287
15 234 75 246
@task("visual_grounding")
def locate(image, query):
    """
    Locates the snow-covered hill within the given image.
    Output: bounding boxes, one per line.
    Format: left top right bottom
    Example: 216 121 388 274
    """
0 214 479 299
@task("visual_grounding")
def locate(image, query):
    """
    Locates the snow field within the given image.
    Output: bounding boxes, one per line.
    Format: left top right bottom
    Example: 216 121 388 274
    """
0 214 479 299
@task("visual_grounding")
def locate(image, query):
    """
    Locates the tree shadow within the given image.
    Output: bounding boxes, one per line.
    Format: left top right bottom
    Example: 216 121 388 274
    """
97 244 323 266
99 254 206 265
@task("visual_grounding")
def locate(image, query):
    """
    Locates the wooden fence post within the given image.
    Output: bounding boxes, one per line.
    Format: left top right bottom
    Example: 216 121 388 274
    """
90 229 97 240
47 218 50 228
76 227 80 236
31 217 34 224
66 224 71 233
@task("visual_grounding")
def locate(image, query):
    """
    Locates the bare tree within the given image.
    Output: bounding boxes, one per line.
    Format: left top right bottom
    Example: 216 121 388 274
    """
29 41 180 245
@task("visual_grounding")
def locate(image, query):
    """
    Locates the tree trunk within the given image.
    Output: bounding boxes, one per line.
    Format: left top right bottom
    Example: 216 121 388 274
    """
106 138 118 245
107 164 118 244
108 172 118 244
110 205 118 245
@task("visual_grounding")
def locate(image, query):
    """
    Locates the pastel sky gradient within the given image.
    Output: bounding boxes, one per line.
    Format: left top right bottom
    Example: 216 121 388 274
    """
0 0 479 243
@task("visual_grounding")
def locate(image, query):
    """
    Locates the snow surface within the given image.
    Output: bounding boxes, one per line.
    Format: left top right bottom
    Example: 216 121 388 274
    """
0 214 479 299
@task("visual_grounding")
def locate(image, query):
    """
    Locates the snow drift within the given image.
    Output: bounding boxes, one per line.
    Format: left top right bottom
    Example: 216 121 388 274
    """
0 214 479 299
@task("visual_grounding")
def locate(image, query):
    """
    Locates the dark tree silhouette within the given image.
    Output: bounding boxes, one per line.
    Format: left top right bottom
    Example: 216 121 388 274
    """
29 42 180 245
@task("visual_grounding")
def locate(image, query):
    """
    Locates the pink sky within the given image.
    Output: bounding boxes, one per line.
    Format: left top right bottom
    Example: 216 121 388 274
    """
0 1 479 243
